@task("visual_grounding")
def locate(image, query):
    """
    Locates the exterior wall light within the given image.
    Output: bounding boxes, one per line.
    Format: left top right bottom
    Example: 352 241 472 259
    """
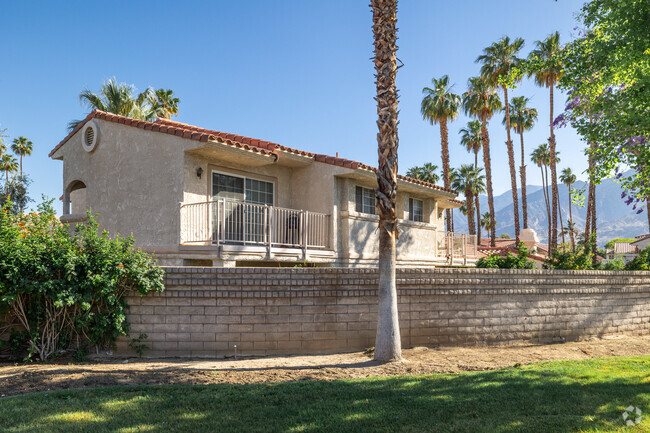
197 167 203 179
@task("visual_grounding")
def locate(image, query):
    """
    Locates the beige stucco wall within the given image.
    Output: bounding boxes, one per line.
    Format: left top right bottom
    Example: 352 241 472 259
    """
56 119 189 248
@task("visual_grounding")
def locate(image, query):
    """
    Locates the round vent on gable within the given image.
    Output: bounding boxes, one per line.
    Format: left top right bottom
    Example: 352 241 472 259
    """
81 120 100 153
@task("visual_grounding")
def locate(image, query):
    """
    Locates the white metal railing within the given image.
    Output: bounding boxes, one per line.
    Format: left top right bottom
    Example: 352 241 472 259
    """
180 199 331 250
436 231 477 259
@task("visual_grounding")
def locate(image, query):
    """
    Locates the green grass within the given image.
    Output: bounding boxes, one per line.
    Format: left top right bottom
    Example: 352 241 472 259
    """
1 357 649 432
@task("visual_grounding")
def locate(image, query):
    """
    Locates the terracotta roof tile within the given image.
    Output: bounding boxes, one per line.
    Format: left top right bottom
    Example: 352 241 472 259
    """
50 111 458 195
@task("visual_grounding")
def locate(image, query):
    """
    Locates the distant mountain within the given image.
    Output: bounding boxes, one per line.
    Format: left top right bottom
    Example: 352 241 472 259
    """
453 173 648 246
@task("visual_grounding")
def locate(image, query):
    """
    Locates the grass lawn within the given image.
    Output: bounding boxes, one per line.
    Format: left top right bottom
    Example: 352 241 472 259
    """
0 357 648 432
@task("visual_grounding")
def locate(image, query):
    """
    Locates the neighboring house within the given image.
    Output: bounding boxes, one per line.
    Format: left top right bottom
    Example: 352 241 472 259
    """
477 229 548 268
607 234 649 263
50 111 475 268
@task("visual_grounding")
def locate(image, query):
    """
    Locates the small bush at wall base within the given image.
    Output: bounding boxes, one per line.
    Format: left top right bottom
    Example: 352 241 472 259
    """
0 199 164 361
476 243 534 269
543 246 595 270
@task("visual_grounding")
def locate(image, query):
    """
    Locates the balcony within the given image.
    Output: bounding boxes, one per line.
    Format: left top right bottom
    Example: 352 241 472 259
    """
180 199 332 258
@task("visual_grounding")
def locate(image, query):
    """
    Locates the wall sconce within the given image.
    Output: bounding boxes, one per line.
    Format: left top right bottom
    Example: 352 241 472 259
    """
196 167 203 179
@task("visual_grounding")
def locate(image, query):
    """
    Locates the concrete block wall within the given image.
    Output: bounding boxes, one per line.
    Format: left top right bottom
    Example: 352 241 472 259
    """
119 267 650 357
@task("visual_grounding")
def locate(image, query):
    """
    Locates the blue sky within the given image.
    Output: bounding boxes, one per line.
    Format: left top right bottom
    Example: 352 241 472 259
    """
0 0 587 212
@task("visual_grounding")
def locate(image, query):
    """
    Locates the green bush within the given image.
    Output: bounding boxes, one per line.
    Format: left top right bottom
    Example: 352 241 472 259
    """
625 246 650 270
600 257 626 270
0 199 164 361
543 246 594 270
476 243 534 269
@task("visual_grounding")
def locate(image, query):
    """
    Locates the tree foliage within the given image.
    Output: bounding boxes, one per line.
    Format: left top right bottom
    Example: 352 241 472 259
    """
0 200 164 361
476 243 534 269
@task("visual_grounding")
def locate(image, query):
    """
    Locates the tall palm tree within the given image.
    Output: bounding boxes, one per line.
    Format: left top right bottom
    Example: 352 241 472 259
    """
421 75 462 233
10 136 33 180
451 165 481 236
531 144 560 244
462 76 502 247
0 154 18 189
371 0 401 362
560 168 577 250
459 120 483 238
528 31 564 250
504 96 537 229
478 36 525 243
150 89 180 119
406 163 439 184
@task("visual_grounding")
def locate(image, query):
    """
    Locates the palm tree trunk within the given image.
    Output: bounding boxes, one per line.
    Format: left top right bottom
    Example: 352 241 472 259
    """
503 86 520 243
440 119 452 233
465 188 476 236
19 154 23 180
480 118 496 247
568 184 575 251
549 84 559 251
542 165 551 245
473 150 481 241
558 188 566 246
371 0 401 362
519 132 528 229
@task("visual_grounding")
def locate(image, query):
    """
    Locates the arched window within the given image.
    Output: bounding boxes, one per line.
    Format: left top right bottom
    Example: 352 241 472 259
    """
64 180 87 215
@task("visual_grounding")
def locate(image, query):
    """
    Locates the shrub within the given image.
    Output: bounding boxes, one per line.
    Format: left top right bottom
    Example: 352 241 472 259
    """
600 257 626 270
0 199 164 361
476 243 534 269
626 246 650 270
543 246 594 270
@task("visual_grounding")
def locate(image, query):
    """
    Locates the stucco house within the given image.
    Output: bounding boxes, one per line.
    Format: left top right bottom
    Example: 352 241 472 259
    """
49 110 476 267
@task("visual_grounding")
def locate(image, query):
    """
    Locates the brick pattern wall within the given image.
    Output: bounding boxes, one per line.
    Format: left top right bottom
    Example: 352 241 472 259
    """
119 267 650 357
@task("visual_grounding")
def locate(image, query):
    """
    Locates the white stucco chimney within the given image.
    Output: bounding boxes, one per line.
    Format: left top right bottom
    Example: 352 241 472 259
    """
520 228 540 252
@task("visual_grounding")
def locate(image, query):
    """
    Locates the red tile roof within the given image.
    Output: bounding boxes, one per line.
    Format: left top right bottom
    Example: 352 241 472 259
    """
50 111 458 195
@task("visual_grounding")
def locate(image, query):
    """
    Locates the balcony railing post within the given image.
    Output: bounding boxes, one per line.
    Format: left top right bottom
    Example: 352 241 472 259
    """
301 210 307 259
219 199 226 244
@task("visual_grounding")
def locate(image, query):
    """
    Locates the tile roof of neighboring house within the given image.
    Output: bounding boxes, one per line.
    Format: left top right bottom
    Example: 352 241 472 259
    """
477 246 547 261
632 234 650 244
50 111 458 195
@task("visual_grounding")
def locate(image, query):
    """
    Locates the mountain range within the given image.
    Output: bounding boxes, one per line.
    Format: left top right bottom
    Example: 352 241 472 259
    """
452 173 649 246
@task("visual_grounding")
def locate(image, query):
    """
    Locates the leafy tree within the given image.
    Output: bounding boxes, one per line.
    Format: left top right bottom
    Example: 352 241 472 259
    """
421 75 461 232
500 233 511 239
544 245 595 270
371 0 401 362
504 96 537 229
462 76 501 247
603 238 636 250
0 176 32 215
528 31 564 251
406 163 439 184
626 247 650 271
478 36 525 243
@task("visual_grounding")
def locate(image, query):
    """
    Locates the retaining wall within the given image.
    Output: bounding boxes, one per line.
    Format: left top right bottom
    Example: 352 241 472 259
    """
118 267 650 357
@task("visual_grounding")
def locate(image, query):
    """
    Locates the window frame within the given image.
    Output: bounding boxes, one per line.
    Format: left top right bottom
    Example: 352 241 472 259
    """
408 197 424 223
355 186 377 215
211 170 275 206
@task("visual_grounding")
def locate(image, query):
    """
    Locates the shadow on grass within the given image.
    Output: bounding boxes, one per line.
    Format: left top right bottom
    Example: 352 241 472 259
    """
0 357 648 433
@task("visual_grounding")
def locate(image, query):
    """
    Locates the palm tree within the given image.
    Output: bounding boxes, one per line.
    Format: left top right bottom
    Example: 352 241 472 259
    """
531 144 560 244
0 154 18 189
406 163 439 184
70 79 181 131
459 120 483 239
462 76 502 247
478 36 525 244
480 211 494 233
504 96 537 229
150 89 180 119
451 165 482 236
559 168 577 250
10 136 33 180
528 31 564 250
421 75 462 233
371 0 401 362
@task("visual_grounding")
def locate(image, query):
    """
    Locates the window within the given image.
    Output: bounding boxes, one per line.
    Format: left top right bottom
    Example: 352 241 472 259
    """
212 172 274 205
408 197 424 222
355 186 376 215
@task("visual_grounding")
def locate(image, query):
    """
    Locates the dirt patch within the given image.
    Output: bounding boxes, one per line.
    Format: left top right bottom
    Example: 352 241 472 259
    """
1 334 649 397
